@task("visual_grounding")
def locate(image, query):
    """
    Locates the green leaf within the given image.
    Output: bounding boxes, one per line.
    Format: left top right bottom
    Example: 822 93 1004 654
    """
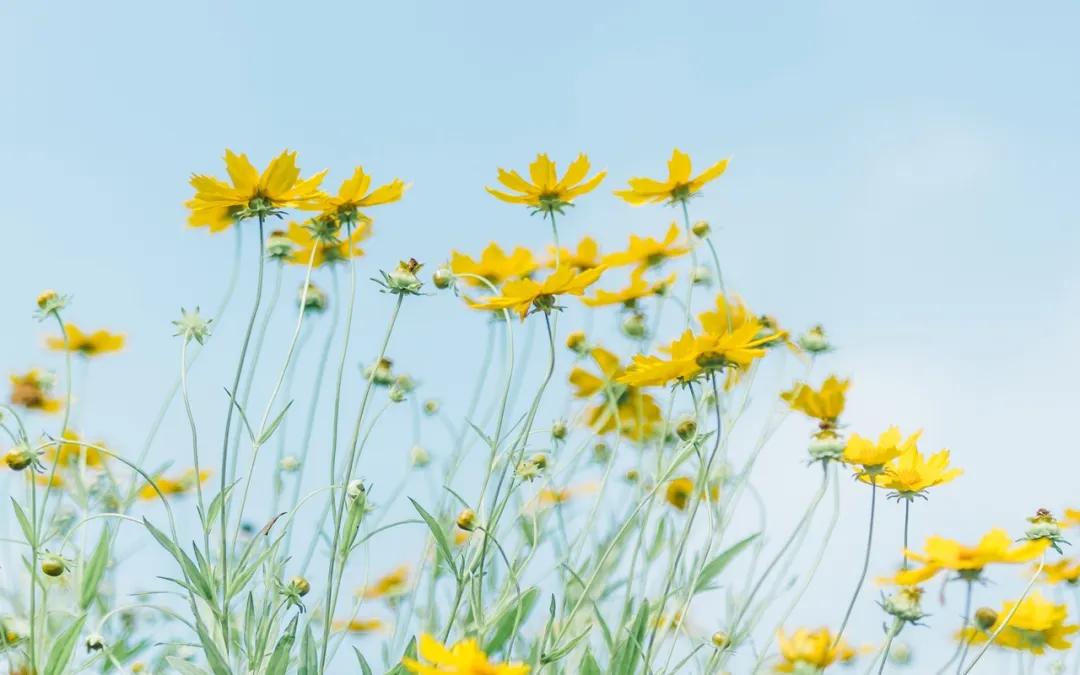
142 518 213 601
204 480 239 535
485 586 539 654
43 615 86 675
258 400 294 446
581 649 603 675
166 658 214 675
79 526 111 609
224 387 256 444
354 647 373 675
11 498 35 546
692 533 759 594
409 498 457 578
298 624 318 675
610 600 649 675
265 616 298 675
385 636 418 675
542 626 590 664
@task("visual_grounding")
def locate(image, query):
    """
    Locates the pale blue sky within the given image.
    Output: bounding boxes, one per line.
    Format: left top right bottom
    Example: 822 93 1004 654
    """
4 0 1080 670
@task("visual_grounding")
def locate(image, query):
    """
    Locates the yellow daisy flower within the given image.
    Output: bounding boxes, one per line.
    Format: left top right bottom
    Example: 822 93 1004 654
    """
402 634 529 675
602 223 690 270
1038 558 1080 585
186 149 327 232
569 346 662 441
485 153 606 215
138 468 210 500
534 482 598 510
1062 508 1080 529
450 243 539 288
546 236 603 271
469 266 606 320
283 219 370 267
615 148 730 206
958 591 1078 654
358 565 410 600
773 627 846 673
882 529 1050 586
858 445 961 497
582 269 674 308
665 476 720 511
46 429 108 468
9 369 62 414
843 427 919 473
780 376 850 427
331 617 387 634
299 165 407 217
46 324 125 357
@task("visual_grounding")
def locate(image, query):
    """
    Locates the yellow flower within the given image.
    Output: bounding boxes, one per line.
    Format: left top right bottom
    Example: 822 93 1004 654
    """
186 149 327 232
46 324 125 357
780 376 850 426
46 430 107 468
284 220 370 267
569 346 662 442
546 236 602 271
883 529 1050 585
958 591 1079 654
615 148 730 206
1063 508 1080 529
665 476 720 511
332 617 387 634
9 369 62 414
299 165 407 217
1039 558 1080 585
774 627 845 672
534 482 599 510
603 223 690 270
358 565 410 600
138 468 210 500
450 243 539 288
859 445 961 496
469 266 606 320
582 269 675 308
485 153 605 214
843 427 919 472
402 634 529 675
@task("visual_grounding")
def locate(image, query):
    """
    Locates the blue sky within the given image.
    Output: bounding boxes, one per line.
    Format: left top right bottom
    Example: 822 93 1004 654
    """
4 0 1080 669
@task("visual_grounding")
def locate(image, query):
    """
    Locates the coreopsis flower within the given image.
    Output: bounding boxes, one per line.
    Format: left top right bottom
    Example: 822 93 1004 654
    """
1038 558 1080 585
1025 508 1068 552
569 346 662 441
881 585 927 624
402 634 529 675
533 482 598 510
284 219 370 267
358 565 410 601
582 269 675 308
798 325 832 354
883 529 1050 585
332 618 387 634
46 430 107 468
469 266 606 320
859 445 961 498
1063 509 1080 529
546 236 603 270
615 148 730 206
665 476 720 511
299 165 407 221
35 289 69 319
173 307 212 344
957 592 1078 654
450 243 539 288
377 258 425 295
773 627 846 673
603 223 690 270
138 468 210 499
46 324 124 357
781 376 850 430
9 369 62 414
485 153 606 216
186 149 327 231
844 427 920 476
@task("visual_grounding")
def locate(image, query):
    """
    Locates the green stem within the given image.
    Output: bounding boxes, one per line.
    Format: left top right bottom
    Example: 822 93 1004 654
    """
867 618 904 675
180 338 210 553
962 554 1044 675
833 477 878 648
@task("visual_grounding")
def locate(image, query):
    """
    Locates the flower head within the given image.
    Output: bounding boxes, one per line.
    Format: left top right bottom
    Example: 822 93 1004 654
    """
860 445 961 498
665 476 719 511
569 346 662 442
1038 558 1080 585
450 243 538 288
138 468 210 500
186 149 327 231
300 165 407 221
781 376 849 429
615 149 730 206
774 627 846 673
47 430 108 468
358 565 410 601
486 153 605 216
844 427 919 474
9 369 62 414
469 266 605 320
582 269 674 308
883 529 1050 585
284 219 370 267
603 223 690 270
332 617 387 634
173 307 212 345
957 591 1078 654
46 324 124 357
546 236 603 271
402 634 529 675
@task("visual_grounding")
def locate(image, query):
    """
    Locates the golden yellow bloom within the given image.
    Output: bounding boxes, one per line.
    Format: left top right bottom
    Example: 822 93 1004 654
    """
843 427 919 472
138 468 210 500
615 148 730 206
332 617 387 634
582 269 674 308
469 266 606 320
534 482 598 510
450 243 539 288
569 346 662 441
46 324 124 357
186 149 327 232
1039 558 1080 585
299 165 407 216
358 565 410 600
402 634 529 675
603 223 690 270
485 153 605 213
774 627 845 672
883 529 1050 585
958 591 1078 654
284 220 370 267
1063 508 1080 529
546 236 602 270
665 476 720 511
46 430 107 468
9 369 62 414
780 376 849 426
858 445 961 496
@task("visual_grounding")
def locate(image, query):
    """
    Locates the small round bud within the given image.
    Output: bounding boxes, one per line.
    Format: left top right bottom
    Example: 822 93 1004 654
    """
288 576 311 597
36 290 58 309
710 631 730 650
41 555 66 577
797 325 832 355
807 434 845 462
299 282 328 313
621 312 648 340
975 607 998 630
4 444 36 471
565 331 588 355
1026 508 1063 543
456 508 477 531
265 230 294 259
388 383 408 403
551 420 568 441
675 417 697 442
432 267 453 289
624 469 640 483
346 479 366 502
363 358 395 386
529 453 548 470
882 586 925 623
887 641 912 665
85 633 105 652
409 445 430 468
592 442 610 463
690 265 712 286
422 399 440 416
691 221 711 238
384 258 424 295
279 455 301 473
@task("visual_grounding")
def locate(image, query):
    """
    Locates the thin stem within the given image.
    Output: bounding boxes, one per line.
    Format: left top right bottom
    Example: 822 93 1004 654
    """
962 554 1045 675
952 581 975 675
833 477 878 648
867 618 904 675
902 500 911 570
180 339 209 552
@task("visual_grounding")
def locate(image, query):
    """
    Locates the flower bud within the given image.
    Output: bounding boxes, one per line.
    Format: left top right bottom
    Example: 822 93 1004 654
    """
565 330 588 356
975 607 998 630
529 453 548 470
456 508 477 531
624 469 640 483
299 282 327 313
797 325 832 355
4 444 36 471
279 455 301 473
691 221 711 238
1026 508 1062 542
887 641 911 665
592 442 610 463
37 290 58 309
882 586 925 623
422 399 440 416
85 633 105 652
363 358 395 386
383 258 424 295
621 312 648 340
41 555 66 577
551 420 568 441
690 265 712 286
807 434 845 462
409 445 430 468
432 267 453 290
710 631 730 649
388 383 408 403
675 417 697 442
288 576 311 597
346 479 366 503
265 230 294 259
34 289 68 318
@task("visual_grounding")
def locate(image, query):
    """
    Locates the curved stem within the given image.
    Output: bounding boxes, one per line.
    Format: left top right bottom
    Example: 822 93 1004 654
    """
961 554 1045 675
179 338 209 553
867 618 904 675
833 477 878 647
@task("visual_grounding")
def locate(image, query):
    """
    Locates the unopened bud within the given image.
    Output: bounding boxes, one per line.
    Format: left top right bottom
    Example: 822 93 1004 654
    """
621 312 648 339
409 445 430 468
711 631 730 649
265 230 294 259
975 607 998 630
565 331 588 355
422 399 440 416
4 444 36 471
85 633 105 652
675 417 697 442
456 508 477 531
288 576 311 597
41 555 66 577
691 221 711 238
279 455 301 473
551 420 568 441
432 267 453 289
